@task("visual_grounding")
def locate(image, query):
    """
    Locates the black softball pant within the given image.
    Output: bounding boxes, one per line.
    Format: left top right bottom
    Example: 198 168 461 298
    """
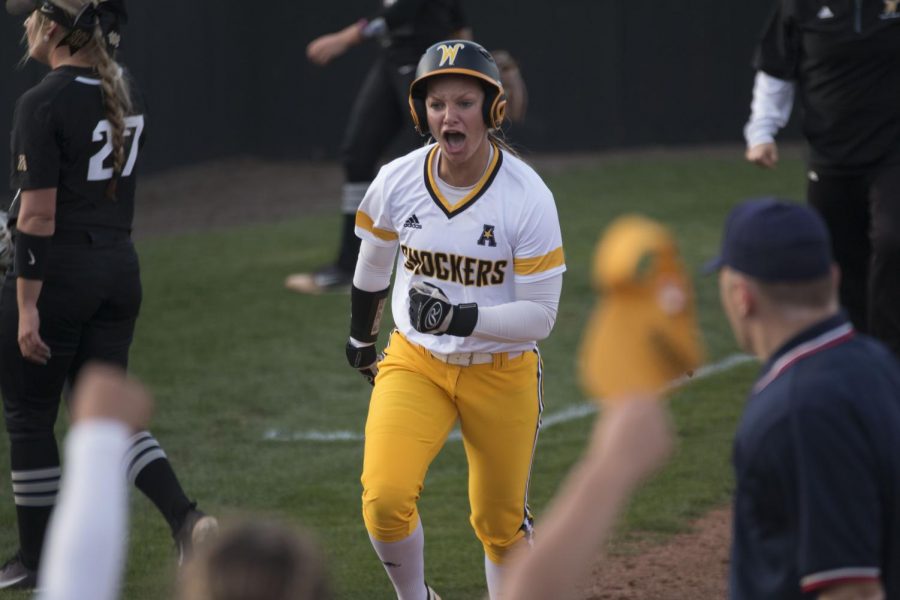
807 162 900 356
0 237 141 446
341 56 420 183
0 236 141 565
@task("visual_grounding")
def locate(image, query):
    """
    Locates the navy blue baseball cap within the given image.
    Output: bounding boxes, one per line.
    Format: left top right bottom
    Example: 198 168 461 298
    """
705 198 833 281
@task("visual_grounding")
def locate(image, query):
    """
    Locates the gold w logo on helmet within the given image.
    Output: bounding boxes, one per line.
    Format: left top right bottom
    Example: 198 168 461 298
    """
436 43 465 67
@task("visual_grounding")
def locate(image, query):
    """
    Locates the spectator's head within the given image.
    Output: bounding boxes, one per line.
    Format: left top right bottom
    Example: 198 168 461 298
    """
179 519 331 600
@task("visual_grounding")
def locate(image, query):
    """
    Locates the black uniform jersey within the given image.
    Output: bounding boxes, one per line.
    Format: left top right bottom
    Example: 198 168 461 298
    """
373 0 468 66
754 0 900 170
9 65 146 232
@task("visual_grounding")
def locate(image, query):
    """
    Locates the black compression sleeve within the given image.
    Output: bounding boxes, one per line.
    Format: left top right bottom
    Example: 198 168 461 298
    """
350 285 390 344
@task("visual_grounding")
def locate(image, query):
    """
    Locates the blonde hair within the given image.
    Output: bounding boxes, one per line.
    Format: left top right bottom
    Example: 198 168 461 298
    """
488 129 519 157
20 11 49 64
28 0 132 197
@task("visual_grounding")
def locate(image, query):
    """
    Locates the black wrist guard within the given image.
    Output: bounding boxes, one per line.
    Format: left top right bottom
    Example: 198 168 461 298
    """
346 340 381 386
14 231 51 281
447 303 478 337
350 285 390 344
346 340 377 369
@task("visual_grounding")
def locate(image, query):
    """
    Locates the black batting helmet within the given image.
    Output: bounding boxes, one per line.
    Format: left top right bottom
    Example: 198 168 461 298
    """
408 40 507 136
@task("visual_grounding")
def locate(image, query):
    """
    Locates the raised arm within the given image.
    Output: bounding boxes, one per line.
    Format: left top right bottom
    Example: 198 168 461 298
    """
307 0 440 66
503 397 673 600
36 364 153 600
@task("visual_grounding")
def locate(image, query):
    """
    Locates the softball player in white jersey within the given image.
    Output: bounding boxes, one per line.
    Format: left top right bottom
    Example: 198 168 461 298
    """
344 40 564 600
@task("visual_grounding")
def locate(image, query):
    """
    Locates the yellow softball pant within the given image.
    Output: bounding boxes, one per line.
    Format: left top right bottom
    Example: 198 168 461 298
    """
361 331 543 564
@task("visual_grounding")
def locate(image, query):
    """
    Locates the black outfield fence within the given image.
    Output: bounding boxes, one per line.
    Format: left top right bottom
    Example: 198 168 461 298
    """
1 1 778 177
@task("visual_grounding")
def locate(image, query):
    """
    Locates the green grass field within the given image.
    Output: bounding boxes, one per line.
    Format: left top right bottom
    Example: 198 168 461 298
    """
0 150 806 599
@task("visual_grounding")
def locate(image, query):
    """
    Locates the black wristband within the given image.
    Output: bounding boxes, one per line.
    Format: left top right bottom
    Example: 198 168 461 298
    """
14 231 51 281
447 303 478 337
350 285 390 343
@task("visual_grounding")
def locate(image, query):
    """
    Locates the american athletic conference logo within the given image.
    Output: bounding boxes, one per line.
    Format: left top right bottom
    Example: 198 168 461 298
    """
425 303 444 330
477 224 497 247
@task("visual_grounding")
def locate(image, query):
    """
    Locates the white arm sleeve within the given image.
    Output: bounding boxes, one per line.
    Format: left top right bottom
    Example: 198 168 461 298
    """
743 70 795 148
353 239 397 292
472 274 562 343
36 421 130 600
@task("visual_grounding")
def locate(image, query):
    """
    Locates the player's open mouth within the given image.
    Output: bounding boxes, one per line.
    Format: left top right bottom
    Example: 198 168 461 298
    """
443 131 466 152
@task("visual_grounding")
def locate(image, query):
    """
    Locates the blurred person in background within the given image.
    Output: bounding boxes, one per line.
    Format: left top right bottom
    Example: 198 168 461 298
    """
743 0 900 357
284 0 471 294
179 519 331 600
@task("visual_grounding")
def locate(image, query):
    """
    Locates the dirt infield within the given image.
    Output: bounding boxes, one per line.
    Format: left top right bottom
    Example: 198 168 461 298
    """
134 152 734 599
583 507 731 599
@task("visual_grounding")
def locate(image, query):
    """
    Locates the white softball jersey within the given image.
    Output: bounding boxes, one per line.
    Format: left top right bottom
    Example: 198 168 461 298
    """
355 142 566 355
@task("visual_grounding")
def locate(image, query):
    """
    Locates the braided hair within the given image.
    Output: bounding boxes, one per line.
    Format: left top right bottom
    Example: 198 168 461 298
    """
91 24 131 195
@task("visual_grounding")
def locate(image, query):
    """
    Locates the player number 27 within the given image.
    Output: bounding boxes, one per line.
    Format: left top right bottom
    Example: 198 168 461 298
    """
87 115 145 181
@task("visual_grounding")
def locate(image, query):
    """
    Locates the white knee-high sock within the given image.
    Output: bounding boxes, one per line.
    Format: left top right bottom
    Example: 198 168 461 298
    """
369 517 427 600
485 554 505 600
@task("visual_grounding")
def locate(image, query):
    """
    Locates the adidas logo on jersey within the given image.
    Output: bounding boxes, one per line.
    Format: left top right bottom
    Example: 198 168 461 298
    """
403 214 423 229
817 5 834 18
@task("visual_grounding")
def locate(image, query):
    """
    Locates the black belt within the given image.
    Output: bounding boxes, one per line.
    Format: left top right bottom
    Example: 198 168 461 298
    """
52 229 131 245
